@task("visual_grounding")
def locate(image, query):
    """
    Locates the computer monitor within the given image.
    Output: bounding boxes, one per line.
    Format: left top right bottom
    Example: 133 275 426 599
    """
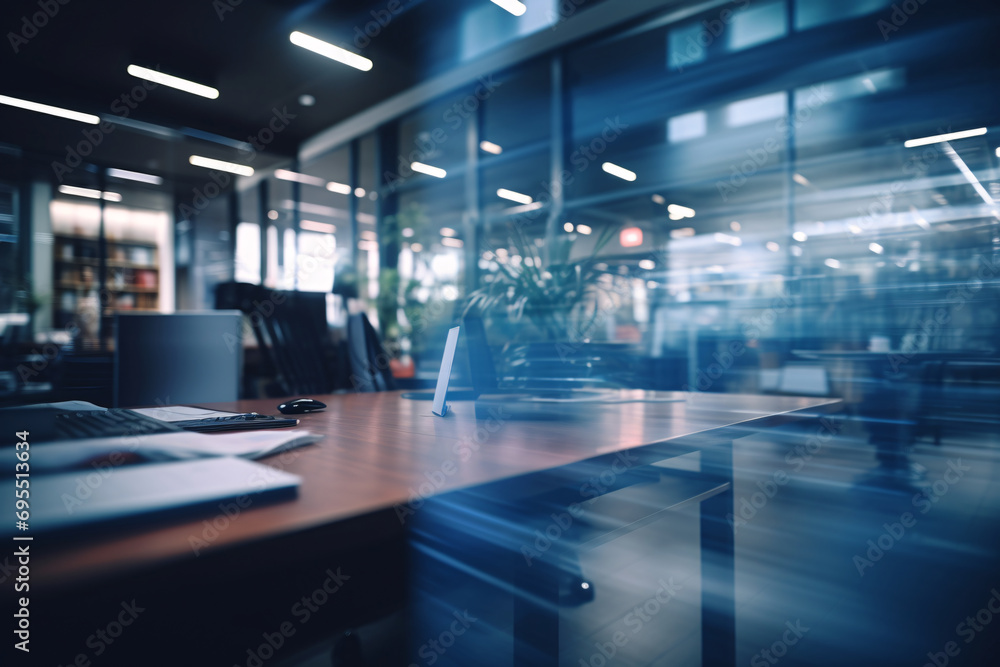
114 311 243 408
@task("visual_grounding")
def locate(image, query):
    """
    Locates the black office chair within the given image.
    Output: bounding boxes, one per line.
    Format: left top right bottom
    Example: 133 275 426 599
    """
216 282 342 397
347 313 395 393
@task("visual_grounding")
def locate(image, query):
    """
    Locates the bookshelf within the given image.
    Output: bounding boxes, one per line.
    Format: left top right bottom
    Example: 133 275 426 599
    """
52 234 160 329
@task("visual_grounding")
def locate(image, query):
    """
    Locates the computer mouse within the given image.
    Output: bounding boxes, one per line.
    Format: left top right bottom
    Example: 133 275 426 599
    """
277 398 327 414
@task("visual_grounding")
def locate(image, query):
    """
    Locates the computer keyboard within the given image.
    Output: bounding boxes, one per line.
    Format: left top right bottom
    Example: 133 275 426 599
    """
54 408 186 439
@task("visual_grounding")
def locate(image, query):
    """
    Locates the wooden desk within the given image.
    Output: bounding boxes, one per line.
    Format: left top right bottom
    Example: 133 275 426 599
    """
27 390 837 666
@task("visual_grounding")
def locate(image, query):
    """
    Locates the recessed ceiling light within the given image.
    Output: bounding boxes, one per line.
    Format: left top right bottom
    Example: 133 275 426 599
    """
442 237 464 248
602 162 637 182
667 204 695 218
869 243 884 254
792 173 811 187
299 94 316 107
411 162 447 178
189 155 253 176
576 224 592 235
563 222 574 232
490 0 527 16
904 127 986 148
57 185 122 202
290 31 373 72
651 194 666 205
268 210 279 220
354 187 366 198
824 258 841 269
402 227 415 238
497 188 532 204
792 231 808 242
411 243 423 252
275 169 326 187
0 94 98 124
766 241 780 252
127 65 219 99
480 140 503 155
730 221 741 231
440 227 457 237
107 167 163 185
638 259 655 270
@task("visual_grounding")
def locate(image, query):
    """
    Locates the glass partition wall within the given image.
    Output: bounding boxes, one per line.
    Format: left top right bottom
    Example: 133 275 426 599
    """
227 0 998 391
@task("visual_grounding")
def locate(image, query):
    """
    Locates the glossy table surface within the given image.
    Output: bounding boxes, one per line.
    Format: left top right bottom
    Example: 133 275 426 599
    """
34 390 838 585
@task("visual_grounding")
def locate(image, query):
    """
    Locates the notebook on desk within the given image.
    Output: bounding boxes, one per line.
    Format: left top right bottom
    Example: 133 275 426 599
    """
0 457 301 536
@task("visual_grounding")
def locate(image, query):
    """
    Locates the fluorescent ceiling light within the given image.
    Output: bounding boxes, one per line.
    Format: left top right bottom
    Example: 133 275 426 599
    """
326 181 352 195
638 259 655 270
869 243 884 254
0 94 98 124
189 155 253 176
602 162 637 182
497 188 532 204
940 142 995 205
996 147 1000 158
275 169 326 187
300 220 336 234
792 231 808 242
575 224 592 235
440 227 457 237
714 233 742 246
792 173 811 187
58 185 122 202
107 167 163 185
480 140 503 155
127 65 219 99
442 237 464 248
824 258 841 269
360 230 377 241
730 221 741 231
904 127 986 148
289 31 373 72
490 0 526 16
766 241 780 252
411 162 447 178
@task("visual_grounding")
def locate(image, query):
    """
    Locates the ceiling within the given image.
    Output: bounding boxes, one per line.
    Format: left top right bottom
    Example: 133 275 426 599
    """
0 0 513 188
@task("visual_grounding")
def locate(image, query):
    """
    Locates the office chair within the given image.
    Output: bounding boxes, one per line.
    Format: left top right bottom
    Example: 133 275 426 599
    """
347 313 395 393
